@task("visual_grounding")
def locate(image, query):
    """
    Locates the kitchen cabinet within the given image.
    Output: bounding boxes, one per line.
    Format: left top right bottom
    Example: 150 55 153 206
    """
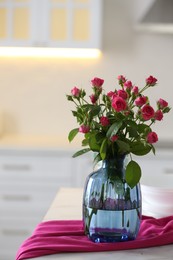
134 149 173 186
0 147 92 260
1 139 172 260
0 0 102 48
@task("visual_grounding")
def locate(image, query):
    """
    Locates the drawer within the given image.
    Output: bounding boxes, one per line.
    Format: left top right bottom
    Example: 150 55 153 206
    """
136 157 173 173
0 214 40 228
0 149 92 260
0 217 35 259
0 189 58 218
0 251 16 260
0 182 71 218
0 156 74 182
0 232 32 257
0 217 38 242
0 175 71 193
134 155 173 187
1 204 48 220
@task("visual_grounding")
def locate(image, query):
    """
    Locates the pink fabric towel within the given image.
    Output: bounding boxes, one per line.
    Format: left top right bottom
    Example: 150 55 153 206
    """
16 215 173 260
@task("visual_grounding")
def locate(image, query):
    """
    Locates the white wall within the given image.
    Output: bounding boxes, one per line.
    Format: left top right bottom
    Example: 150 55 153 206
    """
0 0 172 145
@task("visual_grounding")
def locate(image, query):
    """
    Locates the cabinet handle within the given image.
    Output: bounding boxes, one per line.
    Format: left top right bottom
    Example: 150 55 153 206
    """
33 41 48 47
2 229 30 236
3 195 31 201
164 168 173 174
2 164 31 171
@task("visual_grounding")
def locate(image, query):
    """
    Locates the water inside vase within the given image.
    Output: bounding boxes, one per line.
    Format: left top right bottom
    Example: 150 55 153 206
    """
84 205 141 243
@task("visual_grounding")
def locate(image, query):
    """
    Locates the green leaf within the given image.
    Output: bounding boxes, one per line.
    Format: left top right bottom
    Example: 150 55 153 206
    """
125 120 139 138
92 120 101 130
126 120 137 128
125 160 141 188
89 133 100 152
82 138 89 146
106 121 122 138
163 107 171 113
72 148 91 158
100 138 108 160
76 107 85 123
81 104 93 109
126 126 139 138
116 113 126 121
117 140 130 153
138 124 151 134
151 144 156 155
66 95 73 101
71 110 78 117
95 132 105 144
89 105 101 117
131 142 151 156
68 128 79 142
84 133 90 139
93 153 102 167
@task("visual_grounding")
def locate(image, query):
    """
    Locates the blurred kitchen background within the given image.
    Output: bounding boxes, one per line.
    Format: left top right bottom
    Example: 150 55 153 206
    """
0 0 173 259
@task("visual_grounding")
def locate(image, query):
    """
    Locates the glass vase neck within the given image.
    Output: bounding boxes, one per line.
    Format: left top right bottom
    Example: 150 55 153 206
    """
102 154 128 169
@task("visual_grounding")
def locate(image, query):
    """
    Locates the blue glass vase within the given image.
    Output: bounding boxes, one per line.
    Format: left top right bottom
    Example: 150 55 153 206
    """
83 155 142 243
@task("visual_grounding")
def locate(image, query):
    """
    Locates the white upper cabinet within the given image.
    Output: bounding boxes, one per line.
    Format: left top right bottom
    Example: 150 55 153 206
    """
0 0 102 48
0 0 34 46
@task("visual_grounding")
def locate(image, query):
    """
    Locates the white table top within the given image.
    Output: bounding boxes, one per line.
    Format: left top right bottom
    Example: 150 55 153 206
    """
26 188 173 260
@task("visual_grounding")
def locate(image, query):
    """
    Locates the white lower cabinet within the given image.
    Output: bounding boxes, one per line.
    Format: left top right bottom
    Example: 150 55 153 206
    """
2 147 172 259
0 148 93 260
133 149 173 187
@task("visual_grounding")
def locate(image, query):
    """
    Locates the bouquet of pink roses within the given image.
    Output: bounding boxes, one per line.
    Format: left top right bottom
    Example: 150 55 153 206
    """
66 75 171 187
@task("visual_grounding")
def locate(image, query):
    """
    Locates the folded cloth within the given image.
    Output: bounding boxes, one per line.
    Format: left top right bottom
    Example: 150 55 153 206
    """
16 215 173 260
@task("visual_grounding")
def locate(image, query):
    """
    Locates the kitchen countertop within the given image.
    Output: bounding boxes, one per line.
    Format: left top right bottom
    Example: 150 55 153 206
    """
23 188 173 260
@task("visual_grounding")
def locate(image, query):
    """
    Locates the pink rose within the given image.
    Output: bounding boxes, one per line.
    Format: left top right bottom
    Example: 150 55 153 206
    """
100 116 110 126
155 110 163 121
112 96 127 112
146 76 157 86
135 96 147 107
91 77 104 88
117 75 126 83
157 98 168 109
146 132 158 144
71 86 80 97
79 125 90 133
107 91 117 99
124 80 133 90
117 89 128 100
90 94 97 104
141 105 155 120
110 135 118 142
132 86 139 95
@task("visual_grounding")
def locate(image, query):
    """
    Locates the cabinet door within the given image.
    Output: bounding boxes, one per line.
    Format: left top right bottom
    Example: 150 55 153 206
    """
42 0 102 48
0 0 37 46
